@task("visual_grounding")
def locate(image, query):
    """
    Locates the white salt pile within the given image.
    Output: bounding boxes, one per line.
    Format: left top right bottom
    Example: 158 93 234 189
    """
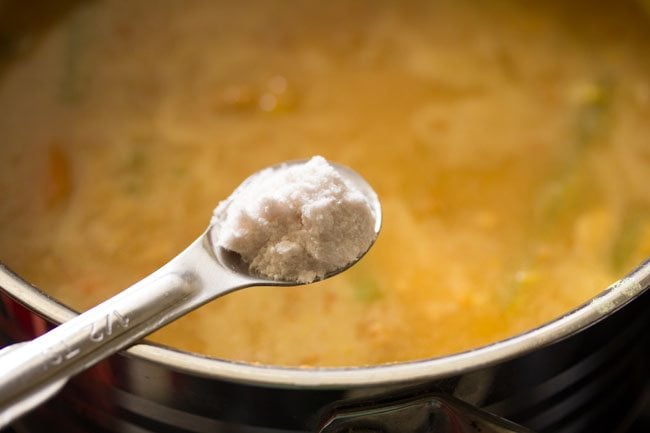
213 156 376 283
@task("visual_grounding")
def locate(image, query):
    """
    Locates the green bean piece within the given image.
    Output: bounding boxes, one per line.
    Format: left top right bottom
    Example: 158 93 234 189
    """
503 78 615 305
353 276 382 303
59 12 87 104
611 208 650 273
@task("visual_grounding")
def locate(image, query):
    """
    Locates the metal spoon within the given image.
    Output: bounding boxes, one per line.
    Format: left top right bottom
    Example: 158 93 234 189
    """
0 160 381 428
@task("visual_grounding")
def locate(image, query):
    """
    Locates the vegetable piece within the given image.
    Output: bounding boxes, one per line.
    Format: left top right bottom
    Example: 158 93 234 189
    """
610 208 650 273
121 148 148 195
537 79 613 226
639 0 650 20
46 144 72 208
59 12 87 104
503 79 614 304
573 78 613 149
353 276 382 303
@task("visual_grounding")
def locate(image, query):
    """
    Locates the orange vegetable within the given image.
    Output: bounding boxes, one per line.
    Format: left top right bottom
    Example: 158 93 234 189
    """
46 144 72 208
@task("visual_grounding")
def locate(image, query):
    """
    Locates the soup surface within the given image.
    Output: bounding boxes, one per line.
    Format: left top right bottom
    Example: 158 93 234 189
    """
0 0 649 366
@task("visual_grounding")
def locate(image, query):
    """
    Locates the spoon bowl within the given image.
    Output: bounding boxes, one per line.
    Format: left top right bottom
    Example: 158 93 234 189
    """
0 159 381 428
212 159 382 283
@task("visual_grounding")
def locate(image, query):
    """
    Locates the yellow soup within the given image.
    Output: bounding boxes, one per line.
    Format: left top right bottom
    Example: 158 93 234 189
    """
1 0 649 366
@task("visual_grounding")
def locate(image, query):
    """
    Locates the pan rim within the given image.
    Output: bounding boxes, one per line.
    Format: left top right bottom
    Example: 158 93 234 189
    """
0 260 647 389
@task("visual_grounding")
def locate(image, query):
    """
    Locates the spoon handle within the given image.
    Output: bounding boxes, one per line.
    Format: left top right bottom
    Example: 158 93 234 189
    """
0 271 193 427
0 230 262 428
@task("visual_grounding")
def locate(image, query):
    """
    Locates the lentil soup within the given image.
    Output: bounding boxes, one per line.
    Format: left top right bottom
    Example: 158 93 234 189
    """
0 0 649 366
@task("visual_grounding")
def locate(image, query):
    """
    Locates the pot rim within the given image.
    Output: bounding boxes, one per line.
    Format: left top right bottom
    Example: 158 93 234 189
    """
1 261 648 389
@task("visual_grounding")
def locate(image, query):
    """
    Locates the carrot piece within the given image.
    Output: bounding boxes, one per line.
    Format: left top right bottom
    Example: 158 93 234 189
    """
46 144 72 208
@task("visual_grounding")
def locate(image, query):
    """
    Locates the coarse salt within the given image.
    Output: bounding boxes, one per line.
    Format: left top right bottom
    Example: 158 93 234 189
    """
213 156 376 283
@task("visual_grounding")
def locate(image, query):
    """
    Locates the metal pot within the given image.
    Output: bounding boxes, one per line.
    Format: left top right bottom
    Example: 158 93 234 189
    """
1 260 648 433
1 2 649 432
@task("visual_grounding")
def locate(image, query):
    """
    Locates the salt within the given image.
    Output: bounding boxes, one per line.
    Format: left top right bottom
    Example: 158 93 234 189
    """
213 156 376 283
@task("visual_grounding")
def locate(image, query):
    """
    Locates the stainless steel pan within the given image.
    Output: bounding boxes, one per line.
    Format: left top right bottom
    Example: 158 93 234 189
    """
1 261 648 432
